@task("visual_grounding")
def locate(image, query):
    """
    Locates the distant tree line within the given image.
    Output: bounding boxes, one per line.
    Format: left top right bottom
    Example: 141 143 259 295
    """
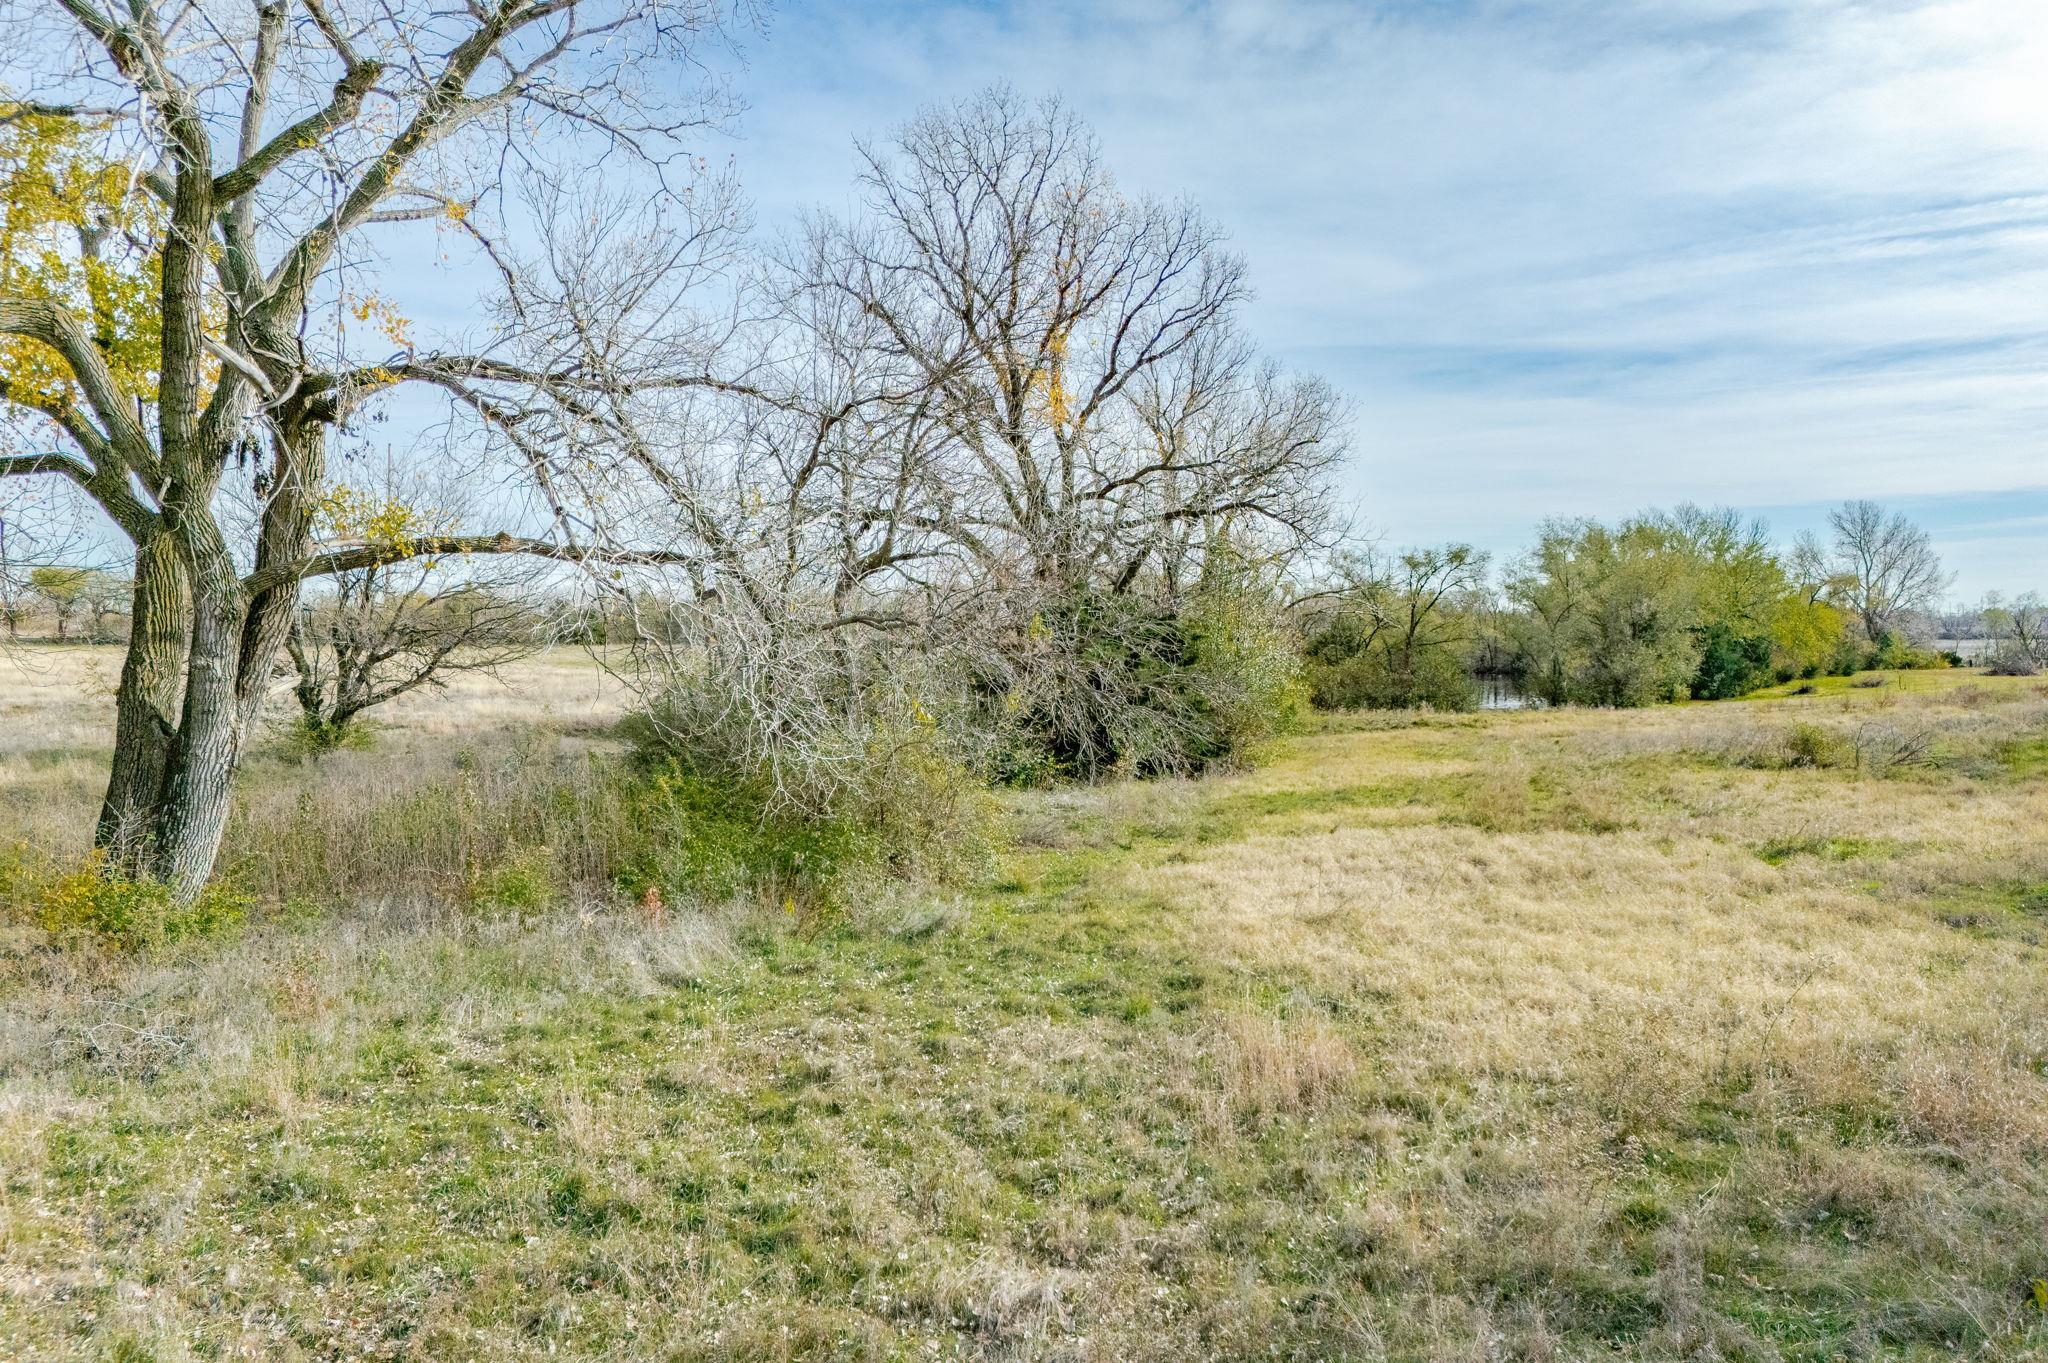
1 564 131 642
1296 498 2007 711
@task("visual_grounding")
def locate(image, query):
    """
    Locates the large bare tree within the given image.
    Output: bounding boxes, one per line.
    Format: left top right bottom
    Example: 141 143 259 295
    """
776 91 1345 774
577 92 1350 793
802 89 1347 605
1827 500 1951 643
284 469 561 743
0 0 754 896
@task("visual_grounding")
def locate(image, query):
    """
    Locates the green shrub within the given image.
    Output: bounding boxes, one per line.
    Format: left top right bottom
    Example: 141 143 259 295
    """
985 583 1304 781
1770 596 1849 680
1179 587 1311 762
616 767 874 904
1306 645 1474 712
622 702 995 899
2 848 247 951
1866 631 1949 671
238 727 992 919
1783 723 1844 769
465 844 561 916
273 712 377 761
1690 623 1774 700
984 591 1195 781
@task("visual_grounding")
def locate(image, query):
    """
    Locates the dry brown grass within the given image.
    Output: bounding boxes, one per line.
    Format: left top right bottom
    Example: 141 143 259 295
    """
0 643 630 856
3 660 2048 1359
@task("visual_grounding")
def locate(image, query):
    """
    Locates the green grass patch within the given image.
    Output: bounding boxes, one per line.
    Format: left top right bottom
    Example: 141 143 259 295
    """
1756 835 1900 865
1999 736 2048 779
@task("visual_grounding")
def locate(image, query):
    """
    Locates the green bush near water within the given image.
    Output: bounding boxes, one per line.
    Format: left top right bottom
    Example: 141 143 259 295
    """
985 583 1308 784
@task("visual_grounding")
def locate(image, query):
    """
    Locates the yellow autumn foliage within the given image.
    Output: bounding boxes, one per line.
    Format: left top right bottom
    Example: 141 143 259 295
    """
0 106 169 407
315 483 450 553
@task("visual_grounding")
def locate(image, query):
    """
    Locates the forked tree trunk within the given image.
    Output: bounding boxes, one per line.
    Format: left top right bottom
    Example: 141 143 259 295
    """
96 420 323 901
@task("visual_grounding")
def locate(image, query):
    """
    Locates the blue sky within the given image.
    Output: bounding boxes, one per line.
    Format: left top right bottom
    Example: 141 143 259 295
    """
707 0 2048 597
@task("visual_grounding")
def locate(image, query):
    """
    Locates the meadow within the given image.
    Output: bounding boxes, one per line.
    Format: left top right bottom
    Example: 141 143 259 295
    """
3 647 2047 1361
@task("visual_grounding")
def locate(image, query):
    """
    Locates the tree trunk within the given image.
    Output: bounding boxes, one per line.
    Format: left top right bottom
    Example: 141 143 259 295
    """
144 421 323 901
96 531 191 870
149 539 247 901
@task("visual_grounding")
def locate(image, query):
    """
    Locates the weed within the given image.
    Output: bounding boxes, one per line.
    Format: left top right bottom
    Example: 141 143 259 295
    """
2 847 247 950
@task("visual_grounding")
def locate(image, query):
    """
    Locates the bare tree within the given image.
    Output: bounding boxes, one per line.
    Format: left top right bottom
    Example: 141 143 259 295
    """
1981 592 2048 669
569 91 1351 795
0 491 97 638
28 564 87 638
0 0 757 897
1298 544 1487 710
802 89 1347 601
75 567 130 642
275 458 559 742
1786 530 1836 606
287 567 551 745
0 565 25 639
1827 501 1951 643
779 90 1345 774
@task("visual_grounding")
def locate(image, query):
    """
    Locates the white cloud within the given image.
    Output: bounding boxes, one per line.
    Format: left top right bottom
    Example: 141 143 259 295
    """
726 0 2048 592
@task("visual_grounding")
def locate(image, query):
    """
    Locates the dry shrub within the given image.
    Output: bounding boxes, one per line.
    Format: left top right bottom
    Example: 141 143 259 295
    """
1897 1045 2048 1155
906 1256 1085 1354
1741 1143 1932 1240
1573 1003 1724 1137
1852 719 1937 775
227 736 642 908
969 1262 1082 1349
1461 771 1532 831
1781 720 1846 768
1695 718 1850 769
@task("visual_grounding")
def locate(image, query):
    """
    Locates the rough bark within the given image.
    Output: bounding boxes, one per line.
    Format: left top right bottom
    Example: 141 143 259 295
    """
149 524 248 900
95 531 190 869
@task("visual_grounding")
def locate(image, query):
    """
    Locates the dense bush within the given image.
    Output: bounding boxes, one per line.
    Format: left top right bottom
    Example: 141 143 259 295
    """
1782 722 1846 769
1179 588 1312 765
1768 596 1849 680
1507 519 1701 707
1690 623 1775 700
1865 630 1950 671
621 706 995 894
231 731 992 919
1306 644 1474 711
985 585 1304 782
1299 545 1487 712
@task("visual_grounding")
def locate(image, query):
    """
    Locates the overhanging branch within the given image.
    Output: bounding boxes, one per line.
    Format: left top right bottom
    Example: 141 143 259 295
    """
247 533 707 597
0 449 94 483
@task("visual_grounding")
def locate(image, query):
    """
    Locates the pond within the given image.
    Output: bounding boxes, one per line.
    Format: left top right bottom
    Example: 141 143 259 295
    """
1476 675 1544 710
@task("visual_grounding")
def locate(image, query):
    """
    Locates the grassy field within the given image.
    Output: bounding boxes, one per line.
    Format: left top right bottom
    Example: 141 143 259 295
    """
3 648 2048 1360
